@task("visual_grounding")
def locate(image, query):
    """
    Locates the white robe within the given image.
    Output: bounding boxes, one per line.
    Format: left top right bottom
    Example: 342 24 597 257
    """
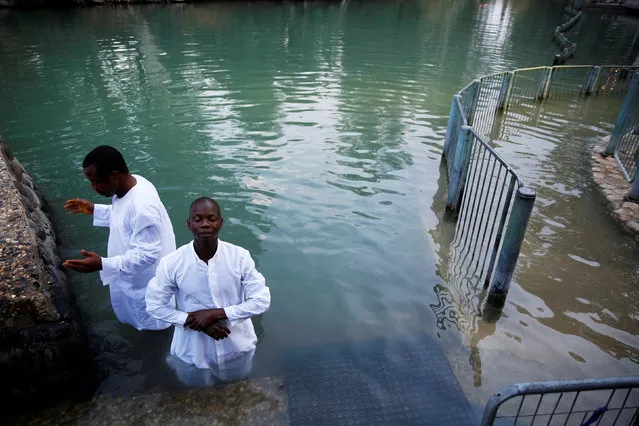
145 240 271 369
93 174 176 331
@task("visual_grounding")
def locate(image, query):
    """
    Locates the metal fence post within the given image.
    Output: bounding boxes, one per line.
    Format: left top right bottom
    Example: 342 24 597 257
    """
538 67 553 100
605 74 639 156
497 72 514 111
443 95 461 161
486 187 536 310
584 65 601 95
446 125 473 214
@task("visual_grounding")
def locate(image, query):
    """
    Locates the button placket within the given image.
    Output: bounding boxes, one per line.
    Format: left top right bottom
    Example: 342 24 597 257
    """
208 261 218 307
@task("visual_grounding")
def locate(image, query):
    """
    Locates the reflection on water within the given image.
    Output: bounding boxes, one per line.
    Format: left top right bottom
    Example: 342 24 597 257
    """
0 0 638 421
434 95 639 408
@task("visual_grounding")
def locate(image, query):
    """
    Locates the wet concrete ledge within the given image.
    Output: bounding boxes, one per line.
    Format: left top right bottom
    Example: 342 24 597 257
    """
7 377 289 425
591 136 639 243
0 136 95 408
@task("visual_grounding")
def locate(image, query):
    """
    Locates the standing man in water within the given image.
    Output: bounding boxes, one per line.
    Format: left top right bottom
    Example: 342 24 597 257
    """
146 197 270 386
63 145 176 331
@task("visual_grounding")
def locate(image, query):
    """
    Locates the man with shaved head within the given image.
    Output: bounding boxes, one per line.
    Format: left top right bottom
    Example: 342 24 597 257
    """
64 145 175 331
146 197 270 385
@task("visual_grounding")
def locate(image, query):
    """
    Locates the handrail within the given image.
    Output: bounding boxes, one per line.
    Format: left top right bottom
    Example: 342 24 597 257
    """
443 63 638 312
468 128 523 188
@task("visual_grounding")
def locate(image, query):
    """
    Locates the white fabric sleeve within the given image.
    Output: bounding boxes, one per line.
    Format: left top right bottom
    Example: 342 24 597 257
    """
223 251 271 327
93 204 111 227
100 208 163 285
145 260 188 327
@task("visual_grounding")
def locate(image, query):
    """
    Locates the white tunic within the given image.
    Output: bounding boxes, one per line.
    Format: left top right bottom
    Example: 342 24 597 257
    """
93 174 176 331
145 240 271 369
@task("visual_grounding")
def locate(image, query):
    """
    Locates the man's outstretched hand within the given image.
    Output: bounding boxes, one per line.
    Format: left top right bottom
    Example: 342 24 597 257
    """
63 249 102 273
64 198 94 215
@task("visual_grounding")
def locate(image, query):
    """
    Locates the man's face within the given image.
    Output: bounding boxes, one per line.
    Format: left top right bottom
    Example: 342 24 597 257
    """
188 201 223 243
83 165 118 197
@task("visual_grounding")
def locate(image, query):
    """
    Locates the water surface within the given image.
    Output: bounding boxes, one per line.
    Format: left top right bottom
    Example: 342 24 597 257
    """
0 0 637 421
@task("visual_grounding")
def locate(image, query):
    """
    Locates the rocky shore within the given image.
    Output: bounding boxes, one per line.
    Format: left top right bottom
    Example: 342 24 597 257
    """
0 137 95 408
592 136 639 242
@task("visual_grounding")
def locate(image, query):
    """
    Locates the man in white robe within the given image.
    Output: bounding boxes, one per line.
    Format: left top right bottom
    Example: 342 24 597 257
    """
63 145 175 331
145 197 270 385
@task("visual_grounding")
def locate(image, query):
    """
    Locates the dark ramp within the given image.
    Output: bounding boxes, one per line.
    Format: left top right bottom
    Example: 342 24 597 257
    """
285 334 478 425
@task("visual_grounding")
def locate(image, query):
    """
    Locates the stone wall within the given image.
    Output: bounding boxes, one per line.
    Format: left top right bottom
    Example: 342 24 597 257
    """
0 137 95 407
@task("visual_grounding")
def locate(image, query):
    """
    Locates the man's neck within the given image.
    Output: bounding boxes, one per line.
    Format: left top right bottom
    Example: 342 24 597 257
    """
194 239 219 263
116 173 137 198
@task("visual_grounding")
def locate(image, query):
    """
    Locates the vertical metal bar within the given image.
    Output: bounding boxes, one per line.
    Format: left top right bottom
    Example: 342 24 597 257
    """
475 80 486 136
444 95 462 161
563 391 581 426
457 145 487 266
498 72 514 111
515 395 526 424
467 150 493 266
484 174 516 287
473 156 500 273
585 66 601 95
530 394 544 425
446 125 473 214
597 389 617 426
550 67 561 100
487 186 536 309
454 142 481 249
468 80 481 127
550 392 564 423
612 388 632 425
455 140 481 232
539 67 553 100
606 74 639 156
468 151 492 266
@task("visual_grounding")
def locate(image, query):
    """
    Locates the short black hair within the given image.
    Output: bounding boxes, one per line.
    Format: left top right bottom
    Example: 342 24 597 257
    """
190 197 222 216
82 146 129 179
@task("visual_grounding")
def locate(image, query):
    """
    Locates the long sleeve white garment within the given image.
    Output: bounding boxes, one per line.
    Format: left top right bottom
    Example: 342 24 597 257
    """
146 240 270 369
93 174 176 331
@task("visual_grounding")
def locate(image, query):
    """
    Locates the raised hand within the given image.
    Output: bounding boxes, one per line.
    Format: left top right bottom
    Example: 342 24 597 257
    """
63 249 102 273
64 198 94 215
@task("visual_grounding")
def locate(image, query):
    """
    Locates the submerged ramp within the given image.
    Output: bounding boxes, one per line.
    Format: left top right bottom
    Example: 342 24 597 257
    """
285 334 478 425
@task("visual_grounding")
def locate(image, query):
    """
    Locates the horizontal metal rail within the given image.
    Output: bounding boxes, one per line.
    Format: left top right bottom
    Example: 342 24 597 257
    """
481 377 639 426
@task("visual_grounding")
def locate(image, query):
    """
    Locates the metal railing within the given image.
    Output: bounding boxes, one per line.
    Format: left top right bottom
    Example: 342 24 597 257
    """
442 64 638 310
481 376 639 425
604 74 639 198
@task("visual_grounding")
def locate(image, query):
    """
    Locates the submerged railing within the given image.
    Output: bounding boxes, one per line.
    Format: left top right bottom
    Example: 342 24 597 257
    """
481 376 639 426
442 64 639 312
604 74 639 200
